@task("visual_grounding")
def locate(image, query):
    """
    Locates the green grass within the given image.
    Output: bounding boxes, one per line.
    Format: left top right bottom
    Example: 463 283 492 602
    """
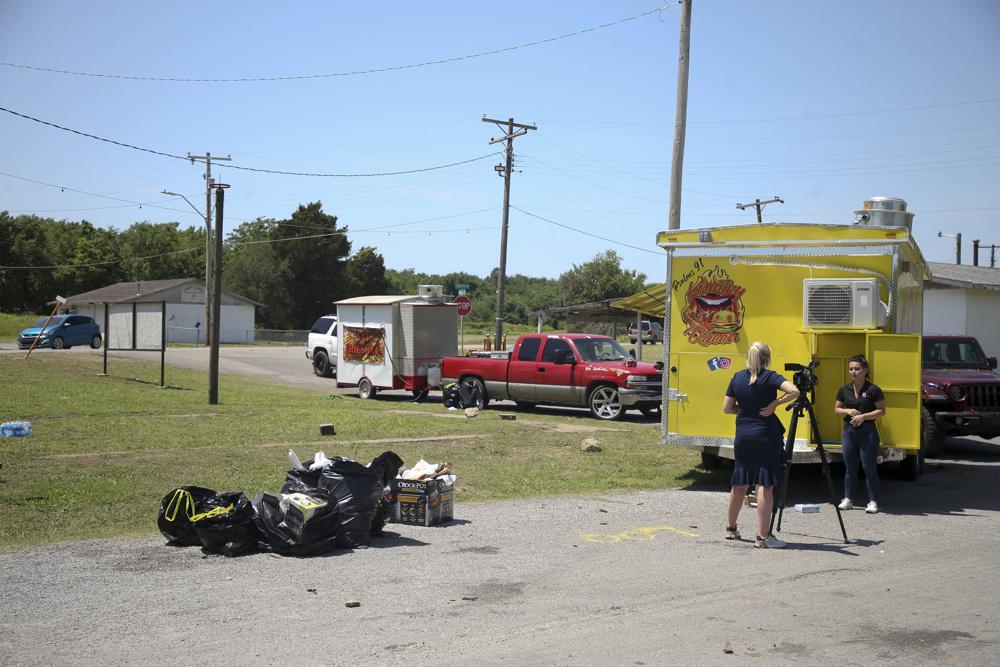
0 352 722 549
0 313 41 339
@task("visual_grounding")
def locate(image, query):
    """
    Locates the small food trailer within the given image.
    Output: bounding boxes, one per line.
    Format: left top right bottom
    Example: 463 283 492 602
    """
613 198 931 478
335 287 457 399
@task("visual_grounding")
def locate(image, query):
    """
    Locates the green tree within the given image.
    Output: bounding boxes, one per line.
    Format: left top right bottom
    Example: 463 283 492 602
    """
117 221 204 280
344 246 389 296
223 241 294 328
557 250 646 304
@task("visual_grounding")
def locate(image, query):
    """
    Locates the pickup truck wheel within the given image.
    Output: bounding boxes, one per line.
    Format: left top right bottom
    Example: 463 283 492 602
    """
921 406 945 457
312 350 333 378
460 377 488 408
358 377 376 400
589 384 625 421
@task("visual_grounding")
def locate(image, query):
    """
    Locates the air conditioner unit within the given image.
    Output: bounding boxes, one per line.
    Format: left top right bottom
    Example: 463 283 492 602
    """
417 284 444 299
803 279 887 329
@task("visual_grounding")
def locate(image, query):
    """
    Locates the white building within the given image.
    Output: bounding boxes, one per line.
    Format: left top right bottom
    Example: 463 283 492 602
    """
924 262 1000 359
62 278 262 345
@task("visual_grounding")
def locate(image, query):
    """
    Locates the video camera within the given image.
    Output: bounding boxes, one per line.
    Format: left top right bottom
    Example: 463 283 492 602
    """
784 359 820 394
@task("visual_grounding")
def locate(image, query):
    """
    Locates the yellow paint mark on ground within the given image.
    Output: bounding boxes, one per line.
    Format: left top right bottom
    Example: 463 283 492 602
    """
581 525 700 543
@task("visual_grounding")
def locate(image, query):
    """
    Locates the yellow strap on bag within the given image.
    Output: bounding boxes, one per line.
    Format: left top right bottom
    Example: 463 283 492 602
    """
189 503 235 523
163 489 195 523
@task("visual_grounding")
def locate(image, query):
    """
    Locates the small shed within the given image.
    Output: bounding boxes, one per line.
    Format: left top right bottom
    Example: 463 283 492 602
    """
924 262 1000 358
61 278 262 345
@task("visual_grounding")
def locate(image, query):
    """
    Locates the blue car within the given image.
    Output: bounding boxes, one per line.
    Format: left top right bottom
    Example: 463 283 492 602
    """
18 314 103 350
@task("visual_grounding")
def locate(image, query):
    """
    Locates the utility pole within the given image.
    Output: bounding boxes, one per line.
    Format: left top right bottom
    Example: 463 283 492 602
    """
208 182 229 405
736 196 784 223
938 231 962 265
188 152 231 346
482 115 536 350
667 0 692 231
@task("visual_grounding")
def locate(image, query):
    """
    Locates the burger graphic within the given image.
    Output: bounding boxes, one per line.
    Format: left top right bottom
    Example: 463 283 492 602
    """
681 266 746 346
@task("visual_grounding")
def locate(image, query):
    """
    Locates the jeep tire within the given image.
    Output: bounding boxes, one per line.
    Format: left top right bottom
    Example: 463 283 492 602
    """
921 406 945 458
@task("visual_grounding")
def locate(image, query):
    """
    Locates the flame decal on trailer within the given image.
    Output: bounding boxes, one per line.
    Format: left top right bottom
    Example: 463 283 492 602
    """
681 266 746 346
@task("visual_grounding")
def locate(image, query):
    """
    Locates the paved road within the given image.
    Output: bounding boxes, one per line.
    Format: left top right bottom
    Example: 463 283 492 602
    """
3 435 999 664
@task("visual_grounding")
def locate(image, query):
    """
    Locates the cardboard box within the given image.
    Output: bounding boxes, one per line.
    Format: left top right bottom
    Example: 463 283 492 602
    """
284 493 328 536
390 478 454 526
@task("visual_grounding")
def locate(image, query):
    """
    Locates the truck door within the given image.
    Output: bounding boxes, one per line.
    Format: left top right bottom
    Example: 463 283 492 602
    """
507 336 542 401
536 338 579 404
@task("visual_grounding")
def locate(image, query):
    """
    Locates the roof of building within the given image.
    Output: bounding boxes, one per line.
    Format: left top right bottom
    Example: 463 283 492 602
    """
927 262 1000 291
61 278 264 306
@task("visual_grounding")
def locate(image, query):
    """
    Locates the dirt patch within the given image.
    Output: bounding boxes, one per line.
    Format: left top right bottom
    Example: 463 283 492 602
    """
385 409 627 433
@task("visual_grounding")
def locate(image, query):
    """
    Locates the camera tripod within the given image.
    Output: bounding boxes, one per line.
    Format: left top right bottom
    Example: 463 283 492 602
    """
769 389 849 543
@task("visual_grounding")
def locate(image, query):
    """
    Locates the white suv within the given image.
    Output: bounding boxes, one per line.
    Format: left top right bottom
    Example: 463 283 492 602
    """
306 315 337 377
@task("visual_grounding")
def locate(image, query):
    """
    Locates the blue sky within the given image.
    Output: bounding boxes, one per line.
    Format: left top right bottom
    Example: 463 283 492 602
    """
2 0 999 283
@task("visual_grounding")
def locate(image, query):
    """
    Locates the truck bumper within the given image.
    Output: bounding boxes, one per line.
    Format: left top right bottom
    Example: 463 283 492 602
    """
619 388 662 408
305 348 313 360
933 410 1000 437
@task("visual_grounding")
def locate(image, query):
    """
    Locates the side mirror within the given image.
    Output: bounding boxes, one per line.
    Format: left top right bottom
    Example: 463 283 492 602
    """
629 349 636 359
989 357 997 370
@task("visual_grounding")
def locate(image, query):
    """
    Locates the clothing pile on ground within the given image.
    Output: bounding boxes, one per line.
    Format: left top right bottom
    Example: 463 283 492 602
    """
156 449 453 557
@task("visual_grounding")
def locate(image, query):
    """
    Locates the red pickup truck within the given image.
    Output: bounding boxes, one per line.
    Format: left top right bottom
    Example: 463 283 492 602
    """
440 333 662 420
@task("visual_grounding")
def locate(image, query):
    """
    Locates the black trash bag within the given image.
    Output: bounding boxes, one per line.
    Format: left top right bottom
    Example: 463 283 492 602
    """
157 486 217 546
281 464 325 495
458 382 482 409
442 382 462 409
319 460 385 549
367 451 404 537
192 491 261 557
252 489 340 557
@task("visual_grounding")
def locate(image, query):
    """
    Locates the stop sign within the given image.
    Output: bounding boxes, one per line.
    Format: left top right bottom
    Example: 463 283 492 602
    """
454 296 472 317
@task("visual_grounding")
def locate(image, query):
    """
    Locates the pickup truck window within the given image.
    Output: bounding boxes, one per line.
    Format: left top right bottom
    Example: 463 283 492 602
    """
541 338 573 362
517 337 541 361
924 340 987 368
575 338 630 362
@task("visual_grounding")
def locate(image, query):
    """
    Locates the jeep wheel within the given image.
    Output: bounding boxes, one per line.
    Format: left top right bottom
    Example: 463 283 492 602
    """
358 377 376 400
312 349 333 378
589 384 625 421
921 406 945 457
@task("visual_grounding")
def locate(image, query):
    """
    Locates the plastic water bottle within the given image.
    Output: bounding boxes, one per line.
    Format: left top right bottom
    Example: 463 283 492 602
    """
0 421 32 437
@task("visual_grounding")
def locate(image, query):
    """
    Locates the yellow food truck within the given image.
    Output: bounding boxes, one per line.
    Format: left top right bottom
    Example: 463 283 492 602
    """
614 198 930 479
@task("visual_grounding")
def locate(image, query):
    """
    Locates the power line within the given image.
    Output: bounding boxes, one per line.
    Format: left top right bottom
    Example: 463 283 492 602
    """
539 97 1000 125
0 4 674 83
0 105 502 177
510 206 662 256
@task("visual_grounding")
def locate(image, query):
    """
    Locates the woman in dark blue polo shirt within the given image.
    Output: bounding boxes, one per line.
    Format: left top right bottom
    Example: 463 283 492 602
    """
834 354 886 514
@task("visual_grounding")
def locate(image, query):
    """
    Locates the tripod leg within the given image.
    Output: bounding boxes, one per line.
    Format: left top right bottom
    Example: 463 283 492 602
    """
770 406 799 535
805 401 849 543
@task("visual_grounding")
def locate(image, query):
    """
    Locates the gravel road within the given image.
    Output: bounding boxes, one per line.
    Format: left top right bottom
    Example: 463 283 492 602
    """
3 435 999 665
3 345 999 664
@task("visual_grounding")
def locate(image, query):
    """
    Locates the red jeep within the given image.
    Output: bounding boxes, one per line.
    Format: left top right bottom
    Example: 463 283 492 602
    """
921 335 1000 456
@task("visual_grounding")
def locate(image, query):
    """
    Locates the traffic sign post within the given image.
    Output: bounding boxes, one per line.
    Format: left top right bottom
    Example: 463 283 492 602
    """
454 296 473 354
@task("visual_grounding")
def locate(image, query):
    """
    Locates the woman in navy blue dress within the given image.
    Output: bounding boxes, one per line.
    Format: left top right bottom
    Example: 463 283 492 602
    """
723 341 799 548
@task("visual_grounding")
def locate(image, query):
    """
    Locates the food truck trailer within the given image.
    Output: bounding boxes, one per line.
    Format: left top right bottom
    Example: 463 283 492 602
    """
335 287 457 399
613 197 931 479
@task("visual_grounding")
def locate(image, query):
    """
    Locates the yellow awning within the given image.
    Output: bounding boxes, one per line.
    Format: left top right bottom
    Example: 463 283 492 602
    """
611 285 667 317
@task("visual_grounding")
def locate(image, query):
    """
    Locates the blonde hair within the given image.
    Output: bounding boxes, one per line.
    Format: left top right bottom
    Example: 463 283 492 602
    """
746 341 771 384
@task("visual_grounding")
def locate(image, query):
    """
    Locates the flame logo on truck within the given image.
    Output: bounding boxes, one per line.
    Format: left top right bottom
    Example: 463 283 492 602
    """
681 266 746 347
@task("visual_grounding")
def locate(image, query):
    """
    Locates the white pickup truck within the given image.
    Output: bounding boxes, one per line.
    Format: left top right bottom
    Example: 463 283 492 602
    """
306 315 337 377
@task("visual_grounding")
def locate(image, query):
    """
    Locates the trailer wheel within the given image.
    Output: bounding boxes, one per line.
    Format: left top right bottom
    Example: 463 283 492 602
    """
312 349 333 378
358 377 376 400
588 384 625 421
700 451 721 469
900 451 923 481
921 406 945 458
